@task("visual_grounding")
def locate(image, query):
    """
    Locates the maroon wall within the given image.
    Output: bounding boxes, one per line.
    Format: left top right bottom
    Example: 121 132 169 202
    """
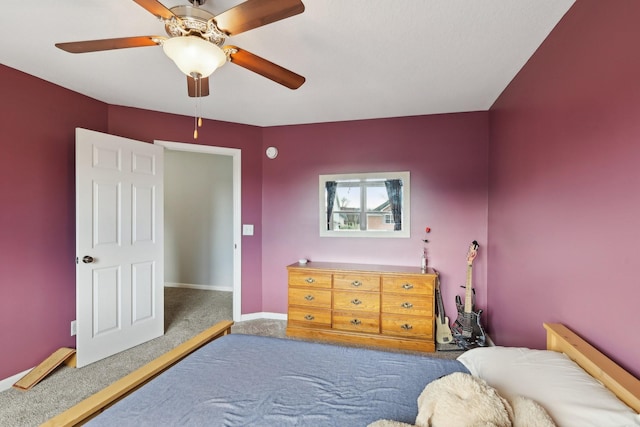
0 71 264 379
488 0 640 376
0 65 108 380
5 0 638 384
262 113 490 319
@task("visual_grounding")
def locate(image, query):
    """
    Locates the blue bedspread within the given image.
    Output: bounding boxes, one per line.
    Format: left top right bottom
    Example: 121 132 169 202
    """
87 334 468 426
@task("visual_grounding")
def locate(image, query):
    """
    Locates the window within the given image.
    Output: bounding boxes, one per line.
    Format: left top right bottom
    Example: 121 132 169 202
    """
319 171 410 238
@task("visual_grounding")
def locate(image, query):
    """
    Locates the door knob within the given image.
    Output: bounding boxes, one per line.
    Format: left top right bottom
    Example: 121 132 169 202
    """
82 256 95 264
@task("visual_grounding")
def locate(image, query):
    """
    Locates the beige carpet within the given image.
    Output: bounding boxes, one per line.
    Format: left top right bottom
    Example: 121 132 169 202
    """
0 288 279 426
0 287 461 427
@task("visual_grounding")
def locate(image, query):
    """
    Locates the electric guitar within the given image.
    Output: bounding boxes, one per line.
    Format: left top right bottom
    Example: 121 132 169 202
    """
452 240 487 349
434 272 453 344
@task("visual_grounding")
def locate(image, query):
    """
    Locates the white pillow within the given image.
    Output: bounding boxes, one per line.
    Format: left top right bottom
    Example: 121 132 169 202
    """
457 346 640 427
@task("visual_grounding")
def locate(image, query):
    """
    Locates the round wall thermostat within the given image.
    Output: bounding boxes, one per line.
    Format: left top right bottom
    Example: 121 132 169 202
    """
266 146 278 159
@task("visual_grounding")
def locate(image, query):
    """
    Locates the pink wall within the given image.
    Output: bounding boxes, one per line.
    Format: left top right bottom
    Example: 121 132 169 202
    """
0 72 265 379
0 70 489 382
262 113 489 319
488 0 640 376
106 106 265 313
0 65 108 380
5 0 636 383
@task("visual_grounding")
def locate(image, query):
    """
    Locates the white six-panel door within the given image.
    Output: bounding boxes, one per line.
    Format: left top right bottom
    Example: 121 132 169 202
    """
75 128 164 367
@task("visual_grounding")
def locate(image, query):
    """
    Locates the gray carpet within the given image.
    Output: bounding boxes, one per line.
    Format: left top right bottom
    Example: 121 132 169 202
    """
0 287 460 427
0 288 281 426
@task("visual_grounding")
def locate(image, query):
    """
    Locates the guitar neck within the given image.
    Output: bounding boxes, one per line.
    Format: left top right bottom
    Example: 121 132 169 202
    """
464 264 473 313
436 290 445 322
435 276 445 322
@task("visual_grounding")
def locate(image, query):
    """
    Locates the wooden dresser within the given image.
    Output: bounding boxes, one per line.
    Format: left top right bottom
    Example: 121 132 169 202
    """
286 262 436 352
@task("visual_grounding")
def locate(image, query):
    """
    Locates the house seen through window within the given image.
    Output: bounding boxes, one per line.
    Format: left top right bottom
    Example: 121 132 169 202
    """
329 180 396 231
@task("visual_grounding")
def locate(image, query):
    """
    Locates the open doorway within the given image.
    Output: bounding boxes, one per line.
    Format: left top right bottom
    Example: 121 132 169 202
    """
155 141 241 322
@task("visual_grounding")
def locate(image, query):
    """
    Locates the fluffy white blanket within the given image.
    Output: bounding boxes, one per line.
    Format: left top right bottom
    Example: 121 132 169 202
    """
369 372 556 427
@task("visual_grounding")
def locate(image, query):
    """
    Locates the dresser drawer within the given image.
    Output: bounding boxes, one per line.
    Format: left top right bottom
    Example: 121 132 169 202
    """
333 290 379 312
289 288 332 308
332 311 379 333
381 314 433 338
333 273 380 291
381 294 433 316
382 275 434 295
288 306 331 328
288 271 332 289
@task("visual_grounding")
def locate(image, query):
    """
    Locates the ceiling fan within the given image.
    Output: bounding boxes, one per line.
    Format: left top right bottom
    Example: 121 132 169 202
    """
56 0 306 98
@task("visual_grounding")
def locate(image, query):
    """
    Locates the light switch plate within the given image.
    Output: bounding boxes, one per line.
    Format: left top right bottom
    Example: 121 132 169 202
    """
242 224 254 236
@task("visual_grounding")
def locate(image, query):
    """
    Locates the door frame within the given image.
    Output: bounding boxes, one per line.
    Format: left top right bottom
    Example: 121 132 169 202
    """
155 140 242 321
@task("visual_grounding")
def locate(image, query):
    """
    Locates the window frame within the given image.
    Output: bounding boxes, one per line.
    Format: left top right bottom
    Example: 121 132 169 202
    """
319 171 411 238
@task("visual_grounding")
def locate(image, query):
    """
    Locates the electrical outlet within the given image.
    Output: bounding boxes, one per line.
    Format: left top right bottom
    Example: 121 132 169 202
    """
70 320 77 336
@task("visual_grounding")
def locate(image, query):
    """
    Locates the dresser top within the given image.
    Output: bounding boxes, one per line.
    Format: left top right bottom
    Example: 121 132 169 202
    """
287 261 435 275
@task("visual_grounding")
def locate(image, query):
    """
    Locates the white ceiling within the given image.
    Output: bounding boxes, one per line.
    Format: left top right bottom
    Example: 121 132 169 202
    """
1 0 574 127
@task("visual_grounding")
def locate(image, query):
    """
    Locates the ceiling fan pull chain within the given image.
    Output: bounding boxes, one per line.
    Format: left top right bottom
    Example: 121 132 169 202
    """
197 76 204 129
193 99 199 139
193 74 204 139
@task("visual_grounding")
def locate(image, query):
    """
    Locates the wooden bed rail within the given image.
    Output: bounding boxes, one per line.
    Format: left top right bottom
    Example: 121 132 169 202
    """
43 320 234 427
544 322 640 413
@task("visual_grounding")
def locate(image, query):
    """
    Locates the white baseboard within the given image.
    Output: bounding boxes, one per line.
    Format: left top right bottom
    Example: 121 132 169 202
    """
0 367 32 393
240 312 287 321
165 282 233 292
486 334 495 347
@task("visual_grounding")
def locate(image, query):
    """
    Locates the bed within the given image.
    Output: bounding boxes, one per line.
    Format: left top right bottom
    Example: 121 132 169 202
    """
44 321 640 427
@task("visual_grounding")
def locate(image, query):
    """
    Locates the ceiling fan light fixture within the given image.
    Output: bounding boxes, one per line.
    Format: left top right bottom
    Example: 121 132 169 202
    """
162 36 226 78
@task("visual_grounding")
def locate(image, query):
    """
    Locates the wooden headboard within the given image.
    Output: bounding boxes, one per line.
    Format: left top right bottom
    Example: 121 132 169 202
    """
544 323 640 413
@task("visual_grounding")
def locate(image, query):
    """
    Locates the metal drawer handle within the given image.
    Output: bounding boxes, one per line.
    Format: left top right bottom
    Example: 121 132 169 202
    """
351 299 362 305
304 295 315 301
351 280 362 287
401 324 413 331
401 302 414 309
350 319 362 325
402 283 414 290
305 277 315 284
304 314 315 321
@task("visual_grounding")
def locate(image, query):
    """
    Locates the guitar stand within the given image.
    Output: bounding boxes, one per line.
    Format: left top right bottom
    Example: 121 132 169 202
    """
453 335 488 350
436 341 464 352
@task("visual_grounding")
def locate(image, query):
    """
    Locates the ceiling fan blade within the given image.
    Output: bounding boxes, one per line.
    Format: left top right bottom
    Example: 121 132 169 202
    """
132 0 177 20
215 0 304 36
226 46 305 89
187 75 210 97
56 36 164 53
